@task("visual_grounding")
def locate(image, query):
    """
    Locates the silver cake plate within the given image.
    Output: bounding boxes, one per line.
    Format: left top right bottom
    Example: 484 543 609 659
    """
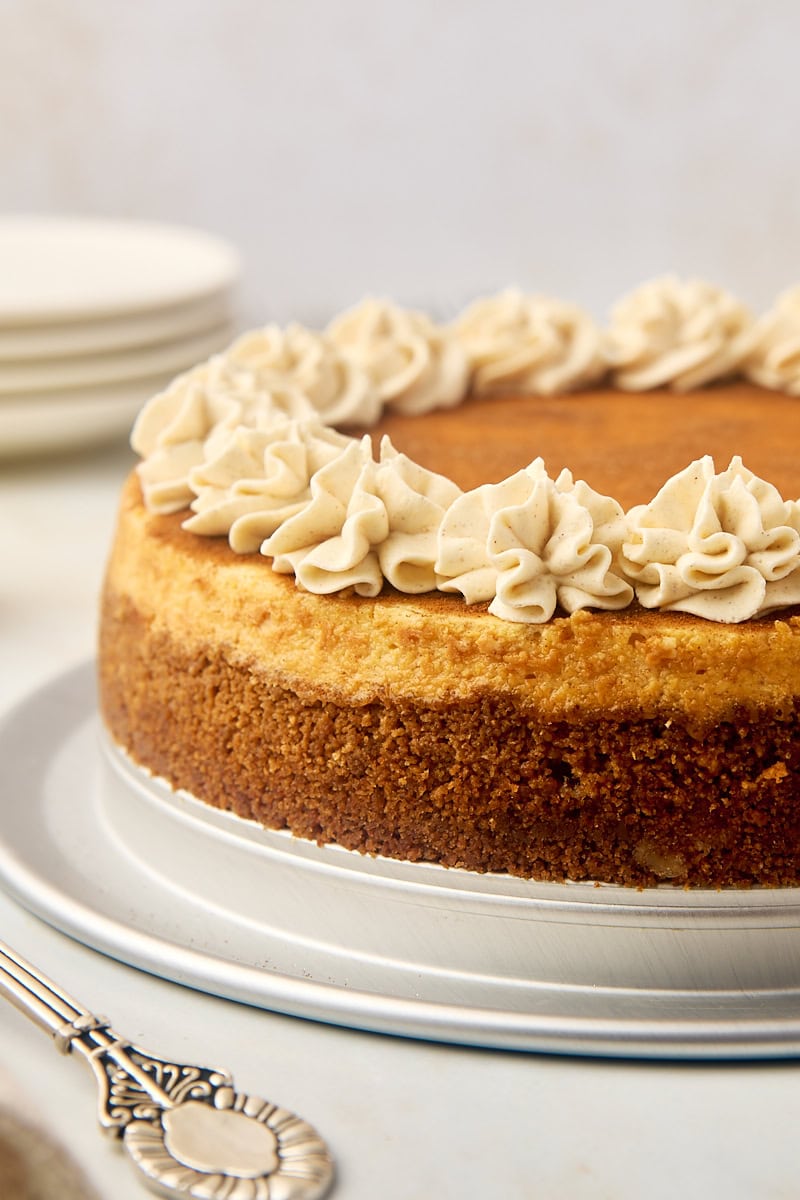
2 661 800 1060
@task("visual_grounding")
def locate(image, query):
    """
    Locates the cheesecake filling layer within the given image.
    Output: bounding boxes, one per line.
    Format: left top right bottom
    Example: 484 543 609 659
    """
106 476 800 721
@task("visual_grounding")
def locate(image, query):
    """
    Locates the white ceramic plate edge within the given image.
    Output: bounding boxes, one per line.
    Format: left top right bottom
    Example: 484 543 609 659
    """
0 379 155 456
0 290 235 361
0 217 241 324
0 322 233 393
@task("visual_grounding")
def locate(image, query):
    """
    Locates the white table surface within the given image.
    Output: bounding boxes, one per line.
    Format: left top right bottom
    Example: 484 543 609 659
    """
2 433 800 1200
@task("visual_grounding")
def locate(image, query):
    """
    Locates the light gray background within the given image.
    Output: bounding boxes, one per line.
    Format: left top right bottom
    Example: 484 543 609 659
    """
2 0 799 327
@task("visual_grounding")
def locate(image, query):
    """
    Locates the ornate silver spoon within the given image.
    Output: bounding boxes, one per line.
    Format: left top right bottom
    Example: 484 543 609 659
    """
0 939 334 1199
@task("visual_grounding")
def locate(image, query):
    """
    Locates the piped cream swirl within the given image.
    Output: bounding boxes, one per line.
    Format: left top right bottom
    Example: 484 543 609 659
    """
606 276 754 391
436 460 632 623
131 322 382 513
744 286 800 394
621 456 800 620
184 420 352 552
263 435 462 595
132 367 320 514
222 324 381 425
453 289 606 395
326 298 469 415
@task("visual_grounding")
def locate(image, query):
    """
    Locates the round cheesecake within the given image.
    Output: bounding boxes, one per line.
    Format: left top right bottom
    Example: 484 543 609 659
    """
99 381 800 888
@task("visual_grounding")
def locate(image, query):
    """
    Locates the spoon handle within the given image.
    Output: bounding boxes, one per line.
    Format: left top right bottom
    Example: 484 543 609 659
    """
0 938 334 1198
0 938 91 1041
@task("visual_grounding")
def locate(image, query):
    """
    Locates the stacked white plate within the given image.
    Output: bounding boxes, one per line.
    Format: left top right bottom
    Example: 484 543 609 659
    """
0 216 241 458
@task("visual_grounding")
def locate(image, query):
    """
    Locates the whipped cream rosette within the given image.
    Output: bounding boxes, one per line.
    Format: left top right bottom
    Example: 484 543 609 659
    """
262 435 462 596
372 439 463 591
453 289 606 395
435 459 632 623
184 420 353 551
744 286 800 394
327 297 469 415
606 276 754 391
622 456 800 620
132 322 380 513
132 361 320 514
223 323 381 425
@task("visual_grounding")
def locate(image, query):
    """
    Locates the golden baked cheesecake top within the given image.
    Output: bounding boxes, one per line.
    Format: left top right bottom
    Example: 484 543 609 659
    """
370 384 800 507
126 277 800 629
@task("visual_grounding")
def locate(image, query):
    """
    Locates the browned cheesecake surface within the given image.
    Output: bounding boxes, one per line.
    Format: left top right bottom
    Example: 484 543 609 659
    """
368 384 800 508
